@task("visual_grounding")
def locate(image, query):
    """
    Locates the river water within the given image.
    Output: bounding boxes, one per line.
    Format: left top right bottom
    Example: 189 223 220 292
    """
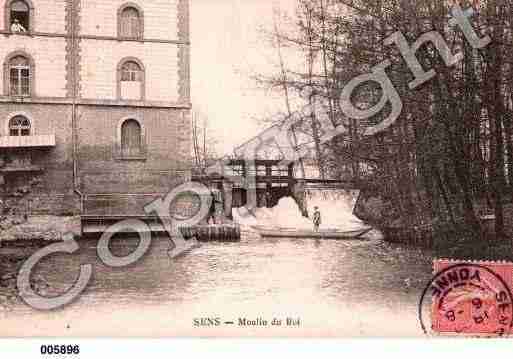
1 232 433 337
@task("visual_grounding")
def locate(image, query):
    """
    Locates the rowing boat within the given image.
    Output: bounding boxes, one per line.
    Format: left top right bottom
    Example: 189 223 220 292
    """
251 225 373 239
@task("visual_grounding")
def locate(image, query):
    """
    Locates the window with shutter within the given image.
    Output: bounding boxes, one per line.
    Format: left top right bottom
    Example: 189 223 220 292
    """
9 56 30 96
120 60 143 100
120 6 141 39
121 119 142 157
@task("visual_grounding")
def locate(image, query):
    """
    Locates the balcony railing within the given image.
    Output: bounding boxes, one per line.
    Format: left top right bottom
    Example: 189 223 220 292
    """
0 135 55 148
0 165 43 173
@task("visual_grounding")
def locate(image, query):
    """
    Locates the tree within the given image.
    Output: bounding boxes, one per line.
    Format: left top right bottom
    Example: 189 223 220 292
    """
256 0 513 241
192 110 219 173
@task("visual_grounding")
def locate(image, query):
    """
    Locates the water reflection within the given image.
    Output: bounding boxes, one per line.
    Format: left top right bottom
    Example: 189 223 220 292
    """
1 234 433 337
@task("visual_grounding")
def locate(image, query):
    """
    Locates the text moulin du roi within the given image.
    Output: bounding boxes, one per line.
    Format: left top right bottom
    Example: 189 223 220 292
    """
193 317 301 327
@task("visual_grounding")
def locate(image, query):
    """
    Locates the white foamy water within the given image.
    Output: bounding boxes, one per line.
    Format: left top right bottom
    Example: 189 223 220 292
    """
233 197 311 229
268 197 313 229
233 189 367 231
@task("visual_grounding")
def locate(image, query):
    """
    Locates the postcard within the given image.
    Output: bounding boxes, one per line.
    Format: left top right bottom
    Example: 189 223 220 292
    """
0 0 512 340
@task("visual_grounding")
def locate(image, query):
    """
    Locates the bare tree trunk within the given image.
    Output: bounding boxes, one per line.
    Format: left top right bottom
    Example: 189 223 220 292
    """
203 122 207 169
485 1 506 238
434 165 456 226
303 1 325 179
272 5 306 178
192 111 201 168
505 107 513 198
319 0 336 128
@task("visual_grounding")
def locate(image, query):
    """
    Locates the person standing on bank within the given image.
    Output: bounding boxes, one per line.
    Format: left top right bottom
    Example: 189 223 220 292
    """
208 186 223 225
313 206 321 232
265 190 272 208
208 187 217 225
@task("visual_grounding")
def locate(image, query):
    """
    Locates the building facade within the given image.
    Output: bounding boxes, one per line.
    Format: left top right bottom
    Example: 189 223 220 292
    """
0 0 191 220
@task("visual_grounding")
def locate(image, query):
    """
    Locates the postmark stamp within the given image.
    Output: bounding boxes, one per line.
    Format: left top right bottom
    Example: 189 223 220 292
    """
419 260 513 337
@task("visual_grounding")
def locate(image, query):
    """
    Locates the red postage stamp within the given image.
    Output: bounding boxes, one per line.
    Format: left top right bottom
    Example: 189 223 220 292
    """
431 260 513 336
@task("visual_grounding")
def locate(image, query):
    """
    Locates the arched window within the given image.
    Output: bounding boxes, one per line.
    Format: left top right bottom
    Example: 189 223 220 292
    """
119 5 143 39
118 58 145 100
121 61 142 82
9 115 30 136
8 55 31 96
121 119 142 156
8 0 31 33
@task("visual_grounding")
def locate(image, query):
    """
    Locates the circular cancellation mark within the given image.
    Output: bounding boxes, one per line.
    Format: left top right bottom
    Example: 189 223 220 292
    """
418 262 513 337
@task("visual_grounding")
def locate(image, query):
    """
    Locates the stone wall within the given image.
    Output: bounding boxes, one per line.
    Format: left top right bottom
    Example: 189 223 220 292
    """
0 0 190 103
0 103 79 215
80 41 180 102
0 37 67 97
77 105 191 195
0 0 192 219
0 0 68 33
0 215 81 242
80 0 179 39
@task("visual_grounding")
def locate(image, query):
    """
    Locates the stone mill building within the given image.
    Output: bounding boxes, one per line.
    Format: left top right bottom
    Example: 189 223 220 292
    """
0 0 191 237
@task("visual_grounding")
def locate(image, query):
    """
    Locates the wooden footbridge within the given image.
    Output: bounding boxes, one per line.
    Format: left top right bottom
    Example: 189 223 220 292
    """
192 159 359 209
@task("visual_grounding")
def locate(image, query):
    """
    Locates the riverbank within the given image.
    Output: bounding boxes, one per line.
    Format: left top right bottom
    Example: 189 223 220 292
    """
354 190 513 261
0 213 82 307
0 248 28 310
381 221 513 261
0 244 56 310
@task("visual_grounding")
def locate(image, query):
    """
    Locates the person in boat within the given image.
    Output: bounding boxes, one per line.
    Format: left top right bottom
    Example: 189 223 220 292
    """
313 206 321 232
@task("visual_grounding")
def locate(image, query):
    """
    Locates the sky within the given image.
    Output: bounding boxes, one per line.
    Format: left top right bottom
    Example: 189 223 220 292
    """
190 0 297 155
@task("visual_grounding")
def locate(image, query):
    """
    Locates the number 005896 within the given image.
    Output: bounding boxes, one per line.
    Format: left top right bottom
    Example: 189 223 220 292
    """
40 345 80 355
